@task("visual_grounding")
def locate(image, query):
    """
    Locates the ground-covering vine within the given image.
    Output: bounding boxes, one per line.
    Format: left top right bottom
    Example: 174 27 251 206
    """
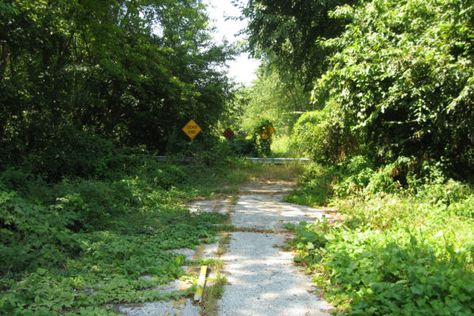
286 158 474 315
0 153 252 315
1 0 473 314
243 0 474 311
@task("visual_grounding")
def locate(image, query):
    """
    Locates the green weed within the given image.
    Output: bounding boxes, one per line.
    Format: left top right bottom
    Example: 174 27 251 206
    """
0 156 253 314
288 158 474 315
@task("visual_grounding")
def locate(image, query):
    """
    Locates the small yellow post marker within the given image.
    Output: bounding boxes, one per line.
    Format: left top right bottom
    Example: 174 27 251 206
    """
194 265 208 302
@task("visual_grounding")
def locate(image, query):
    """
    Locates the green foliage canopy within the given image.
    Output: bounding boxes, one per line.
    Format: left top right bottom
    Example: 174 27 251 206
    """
0 0 233 173
311 0 474 171
239 66 310 134
241 0 355 86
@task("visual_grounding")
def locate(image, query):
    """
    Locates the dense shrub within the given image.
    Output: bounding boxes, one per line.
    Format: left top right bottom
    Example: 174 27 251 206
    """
15 128 119 181
251 120 275 157
0 191 79 274
291 100 357 165
311 0 474 174
288 158 474 315
285 164 337 206
0 153 238 314
54 180 138 231
228 134 258 157
292 220 474 315
333 156 375 196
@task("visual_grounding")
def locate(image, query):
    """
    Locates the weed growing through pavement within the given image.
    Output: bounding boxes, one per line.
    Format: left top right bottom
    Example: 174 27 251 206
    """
0 158 264 314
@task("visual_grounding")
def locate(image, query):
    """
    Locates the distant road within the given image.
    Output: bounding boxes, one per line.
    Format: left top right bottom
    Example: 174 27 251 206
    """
245 157 311 164
156 156 311 164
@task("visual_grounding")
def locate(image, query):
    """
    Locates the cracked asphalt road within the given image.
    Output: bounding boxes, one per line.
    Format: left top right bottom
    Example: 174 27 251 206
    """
217 181 332 316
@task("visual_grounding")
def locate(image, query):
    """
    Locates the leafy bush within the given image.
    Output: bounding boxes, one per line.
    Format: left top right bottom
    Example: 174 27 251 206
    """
22 128 118 181
285 164 337 206
53 180 138 231
0 168 35 191
140 164 187 190
0 191 79 274
447 195 474 218
252 120 275 157
332 155 453 197
363 165 402 195
289 158 474 314
292 222 474 315
291 100 357 165
333 156 375 196
415 180 474 219
228 134 258 157
311 0 474 174
287 156 407 206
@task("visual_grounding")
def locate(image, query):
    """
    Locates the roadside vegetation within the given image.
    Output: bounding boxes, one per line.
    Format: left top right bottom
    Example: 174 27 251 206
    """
241 0 474 314
0 146 303 315
1 0 473 314
0 150 249 315
286 159 473 314
0 1 252 314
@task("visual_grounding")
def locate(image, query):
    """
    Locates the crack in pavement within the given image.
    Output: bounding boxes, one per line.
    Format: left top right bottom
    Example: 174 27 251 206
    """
217 181 332 316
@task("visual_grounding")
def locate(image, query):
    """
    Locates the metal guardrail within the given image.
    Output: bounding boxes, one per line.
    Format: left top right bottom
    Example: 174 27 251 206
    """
156 156 311 164
245 157 311 164
156 156 194 162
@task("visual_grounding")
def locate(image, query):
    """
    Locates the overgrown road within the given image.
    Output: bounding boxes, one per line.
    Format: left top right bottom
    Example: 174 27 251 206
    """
119 180 333 316
217 181 332 316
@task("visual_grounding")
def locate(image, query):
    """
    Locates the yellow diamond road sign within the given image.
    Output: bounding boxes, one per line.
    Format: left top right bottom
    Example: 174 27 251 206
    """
182 119 202 140
260 126 276 140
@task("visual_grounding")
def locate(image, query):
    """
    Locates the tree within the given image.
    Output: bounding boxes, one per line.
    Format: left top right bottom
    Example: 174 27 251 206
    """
0 0 234 175
239 0 355 87
239 64 310 134
311 0 474 172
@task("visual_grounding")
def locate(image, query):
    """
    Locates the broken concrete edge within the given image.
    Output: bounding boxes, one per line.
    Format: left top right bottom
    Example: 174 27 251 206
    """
117 195 236 315
116 298 199 316
187 196 234 215
115 235 226 313
198 234 231 315
110 289 193 314
198 208 235 313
